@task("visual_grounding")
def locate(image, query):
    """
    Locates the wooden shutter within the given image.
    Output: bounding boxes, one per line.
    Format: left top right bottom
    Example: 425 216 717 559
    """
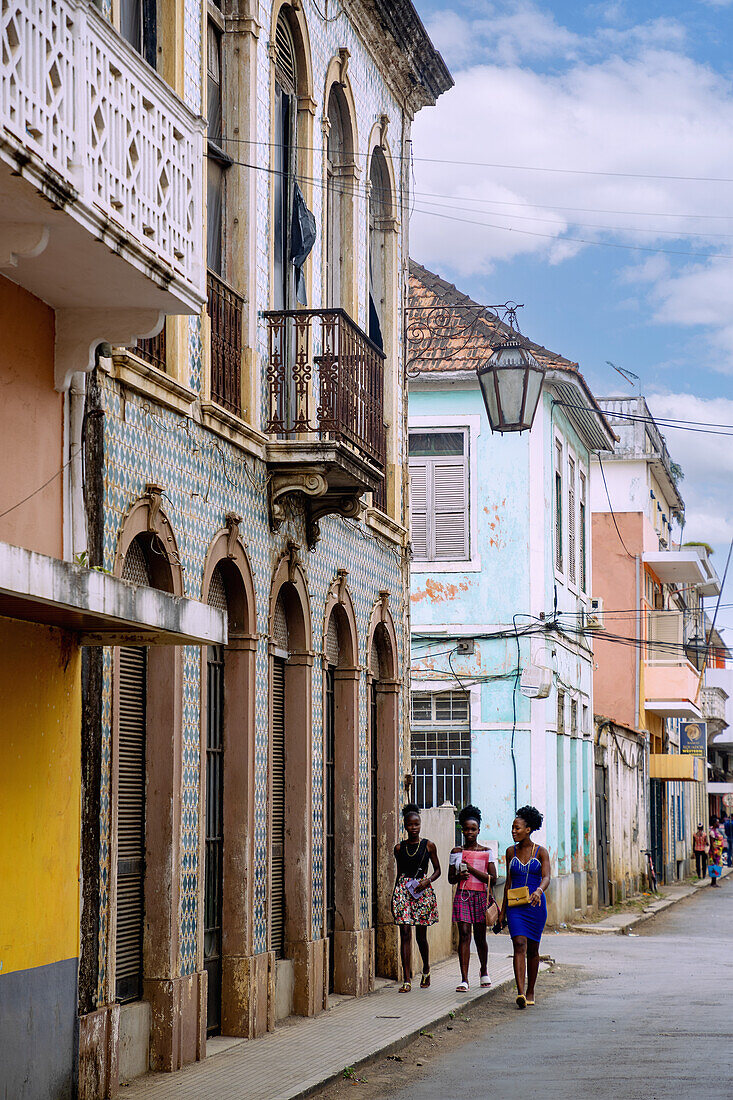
433 459 468 560
568 457 576 585
408 461 428 559
270 657 286 957
116 645 146 1003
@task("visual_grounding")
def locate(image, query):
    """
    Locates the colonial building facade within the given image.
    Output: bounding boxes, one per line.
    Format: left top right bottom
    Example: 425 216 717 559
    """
406 263 615 925
0 1 450 1096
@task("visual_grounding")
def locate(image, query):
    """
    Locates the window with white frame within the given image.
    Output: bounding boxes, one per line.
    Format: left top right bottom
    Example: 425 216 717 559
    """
411 691 471 810
554 439 563 572
579 470 587 592
568 455 576 586
409 430 469 561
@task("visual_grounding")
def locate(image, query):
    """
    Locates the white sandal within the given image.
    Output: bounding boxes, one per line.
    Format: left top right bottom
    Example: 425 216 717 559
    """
480 974 491 987
456 980 469 992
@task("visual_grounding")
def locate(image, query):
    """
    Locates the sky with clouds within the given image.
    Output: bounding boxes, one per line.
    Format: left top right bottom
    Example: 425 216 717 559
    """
410 0 733 635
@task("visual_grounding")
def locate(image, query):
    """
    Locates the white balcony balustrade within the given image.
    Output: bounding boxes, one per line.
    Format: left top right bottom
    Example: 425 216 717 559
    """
0 0 205 386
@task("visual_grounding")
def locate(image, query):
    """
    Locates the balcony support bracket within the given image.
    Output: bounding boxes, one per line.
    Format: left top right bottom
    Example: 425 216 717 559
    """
0 223 50 268
269 471 328 531
55 308 165 391
306 492 364 551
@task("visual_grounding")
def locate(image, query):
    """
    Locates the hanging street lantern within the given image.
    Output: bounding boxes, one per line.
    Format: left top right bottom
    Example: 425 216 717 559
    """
477 329 546 434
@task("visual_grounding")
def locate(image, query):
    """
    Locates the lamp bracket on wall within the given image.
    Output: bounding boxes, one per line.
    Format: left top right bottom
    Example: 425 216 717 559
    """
405 300 523 378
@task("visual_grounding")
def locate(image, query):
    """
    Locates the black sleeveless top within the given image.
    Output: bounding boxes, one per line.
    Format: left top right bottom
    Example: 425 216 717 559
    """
396 838 430 878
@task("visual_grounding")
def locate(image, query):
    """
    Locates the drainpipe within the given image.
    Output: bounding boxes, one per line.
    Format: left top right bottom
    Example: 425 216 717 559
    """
68 372 88 561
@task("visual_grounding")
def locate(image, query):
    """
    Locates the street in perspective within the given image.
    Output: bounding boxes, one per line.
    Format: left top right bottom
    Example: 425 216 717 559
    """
2 1 733 1099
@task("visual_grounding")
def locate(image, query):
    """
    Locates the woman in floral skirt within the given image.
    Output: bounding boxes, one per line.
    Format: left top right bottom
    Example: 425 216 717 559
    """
709 816 725 887
391 804 441 991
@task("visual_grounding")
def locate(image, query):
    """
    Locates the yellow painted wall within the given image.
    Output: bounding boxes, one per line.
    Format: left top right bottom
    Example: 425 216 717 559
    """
0 617 81 974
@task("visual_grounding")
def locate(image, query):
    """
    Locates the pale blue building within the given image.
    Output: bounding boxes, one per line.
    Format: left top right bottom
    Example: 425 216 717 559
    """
408 263 615 922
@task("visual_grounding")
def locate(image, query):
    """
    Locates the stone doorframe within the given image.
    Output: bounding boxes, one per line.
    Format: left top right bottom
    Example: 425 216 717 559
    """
367 596 401 980
199 526 270 1038
322 573 366 996
268 550 325 1017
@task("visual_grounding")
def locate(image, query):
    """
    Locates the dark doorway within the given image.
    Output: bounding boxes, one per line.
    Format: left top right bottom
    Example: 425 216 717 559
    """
205 644 225 1036
650 778 664 887
324 665 336 993
370 682 378 932
594 764 610 907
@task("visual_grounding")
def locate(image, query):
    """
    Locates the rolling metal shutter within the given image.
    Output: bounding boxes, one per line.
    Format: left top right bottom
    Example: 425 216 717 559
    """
116 645 146 1003
271 657 286 957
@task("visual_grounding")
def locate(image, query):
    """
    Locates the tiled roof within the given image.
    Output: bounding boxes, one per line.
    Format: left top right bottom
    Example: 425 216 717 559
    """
408 260 617 447
408 260 578 373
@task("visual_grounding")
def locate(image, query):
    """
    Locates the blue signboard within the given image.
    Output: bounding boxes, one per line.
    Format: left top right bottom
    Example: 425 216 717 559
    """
680 721 707 756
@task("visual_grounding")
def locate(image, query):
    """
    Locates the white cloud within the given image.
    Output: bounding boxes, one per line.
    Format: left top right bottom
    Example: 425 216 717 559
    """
411 13 733 364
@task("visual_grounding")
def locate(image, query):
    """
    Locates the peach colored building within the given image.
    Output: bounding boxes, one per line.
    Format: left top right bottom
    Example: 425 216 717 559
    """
590 396 719 893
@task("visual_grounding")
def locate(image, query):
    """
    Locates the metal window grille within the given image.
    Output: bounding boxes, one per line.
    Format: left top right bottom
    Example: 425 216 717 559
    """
411 691 471 811
135 329 167 373
208 270 243 416
270 658 286 957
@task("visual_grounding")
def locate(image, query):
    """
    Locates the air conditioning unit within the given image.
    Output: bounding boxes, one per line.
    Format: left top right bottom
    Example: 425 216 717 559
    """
586 597 604 630
520 664 552 699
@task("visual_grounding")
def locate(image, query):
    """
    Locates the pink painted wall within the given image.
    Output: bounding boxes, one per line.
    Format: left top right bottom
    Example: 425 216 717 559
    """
592 511 643 731
0 276 63 558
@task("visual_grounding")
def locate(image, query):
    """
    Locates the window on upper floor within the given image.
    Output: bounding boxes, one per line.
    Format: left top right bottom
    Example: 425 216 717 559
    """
206 8 232 277
368 147 391 353
554 439 563 573
325 88 348 308
568 455 577 586
557 690 565 734
409 430 469 561
120 0 157 69
570 698 578 736
273 12 298 311
579 471 587 593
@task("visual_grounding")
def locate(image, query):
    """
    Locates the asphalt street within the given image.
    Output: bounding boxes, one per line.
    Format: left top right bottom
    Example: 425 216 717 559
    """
359 878 733 1100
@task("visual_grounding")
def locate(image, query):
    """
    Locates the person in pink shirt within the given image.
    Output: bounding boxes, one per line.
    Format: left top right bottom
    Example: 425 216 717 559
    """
448 805 497 992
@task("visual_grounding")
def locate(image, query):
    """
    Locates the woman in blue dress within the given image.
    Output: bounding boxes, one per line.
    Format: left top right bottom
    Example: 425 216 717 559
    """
498 805 551 1009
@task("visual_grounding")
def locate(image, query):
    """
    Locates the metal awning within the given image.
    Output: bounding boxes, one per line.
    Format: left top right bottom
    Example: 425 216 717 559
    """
0 541 226 646
708 782 733 794
643 550 720 596
649 754 704 782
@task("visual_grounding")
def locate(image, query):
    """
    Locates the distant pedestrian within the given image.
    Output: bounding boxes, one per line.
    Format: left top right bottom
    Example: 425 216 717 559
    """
708 817 725 887
723 813 733 868
693 824 709 880
391 804 441 991
449 805 497 992
498 806 551 1009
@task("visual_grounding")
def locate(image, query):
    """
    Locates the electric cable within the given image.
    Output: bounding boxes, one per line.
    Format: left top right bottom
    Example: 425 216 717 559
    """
597 453 635 559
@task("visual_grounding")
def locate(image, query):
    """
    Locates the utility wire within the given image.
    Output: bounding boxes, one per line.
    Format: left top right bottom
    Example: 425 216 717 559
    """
597 453 635 559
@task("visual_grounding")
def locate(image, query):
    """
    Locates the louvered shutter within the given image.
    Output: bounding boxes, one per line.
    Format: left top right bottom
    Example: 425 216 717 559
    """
409 461 428 560
568 458 576 585
433 459 468 559
270 657 286 957
116 645 146 1003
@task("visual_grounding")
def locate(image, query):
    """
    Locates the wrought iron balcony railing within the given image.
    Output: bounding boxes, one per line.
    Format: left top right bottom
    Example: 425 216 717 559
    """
264 308 386 471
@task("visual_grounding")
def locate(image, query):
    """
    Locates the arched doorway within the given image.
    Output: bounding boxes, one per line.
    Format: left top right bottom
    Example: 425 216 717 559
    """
368 607 400 980
112 497 187 1073
201 532 257 1038
322 591 360 995
268 557 318 1017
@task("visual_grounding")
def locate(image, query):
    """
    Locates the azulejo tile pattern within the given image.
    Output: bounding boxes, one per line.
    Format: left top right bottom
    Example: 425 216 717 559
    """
95 0 410 1001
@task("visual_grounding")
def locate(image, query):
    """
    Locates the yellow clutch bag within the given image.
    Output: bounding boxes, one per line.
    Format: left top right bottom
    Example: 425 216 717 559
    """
506 886 531 907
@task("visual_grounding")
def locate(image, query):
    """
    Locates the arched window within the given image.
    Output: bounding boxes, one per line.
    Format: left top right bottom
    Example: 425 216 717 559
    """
273 12 298 310
325 88 347 307
368 148 392 351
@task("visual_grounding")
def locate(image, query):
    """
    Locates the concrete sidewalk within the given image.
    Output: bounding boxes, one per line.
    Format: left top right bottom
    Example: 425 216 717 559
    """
122 947 526 1100
569 864 732 935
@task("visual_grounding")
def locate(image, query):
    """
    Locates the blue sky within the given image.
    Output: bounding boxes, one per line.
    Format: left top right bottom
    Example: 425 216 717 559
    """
410 0 733 632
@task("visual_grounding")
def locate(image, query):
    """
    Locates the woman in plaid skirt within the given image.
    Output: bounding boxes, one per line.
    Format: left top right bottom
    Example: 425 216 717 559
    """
449 805 497 992
391 804 441 992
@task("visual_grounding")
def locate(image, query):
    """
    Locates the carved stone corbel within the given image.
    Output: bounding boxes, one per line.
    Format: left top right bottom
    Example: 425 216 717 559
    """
269 472 328 530
379 590 390 622
338 47 350 86
145 483 164 534
306 492 364 550
336 568 349 604
379 114 389 148
287 540 301 582
225 512 242 556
